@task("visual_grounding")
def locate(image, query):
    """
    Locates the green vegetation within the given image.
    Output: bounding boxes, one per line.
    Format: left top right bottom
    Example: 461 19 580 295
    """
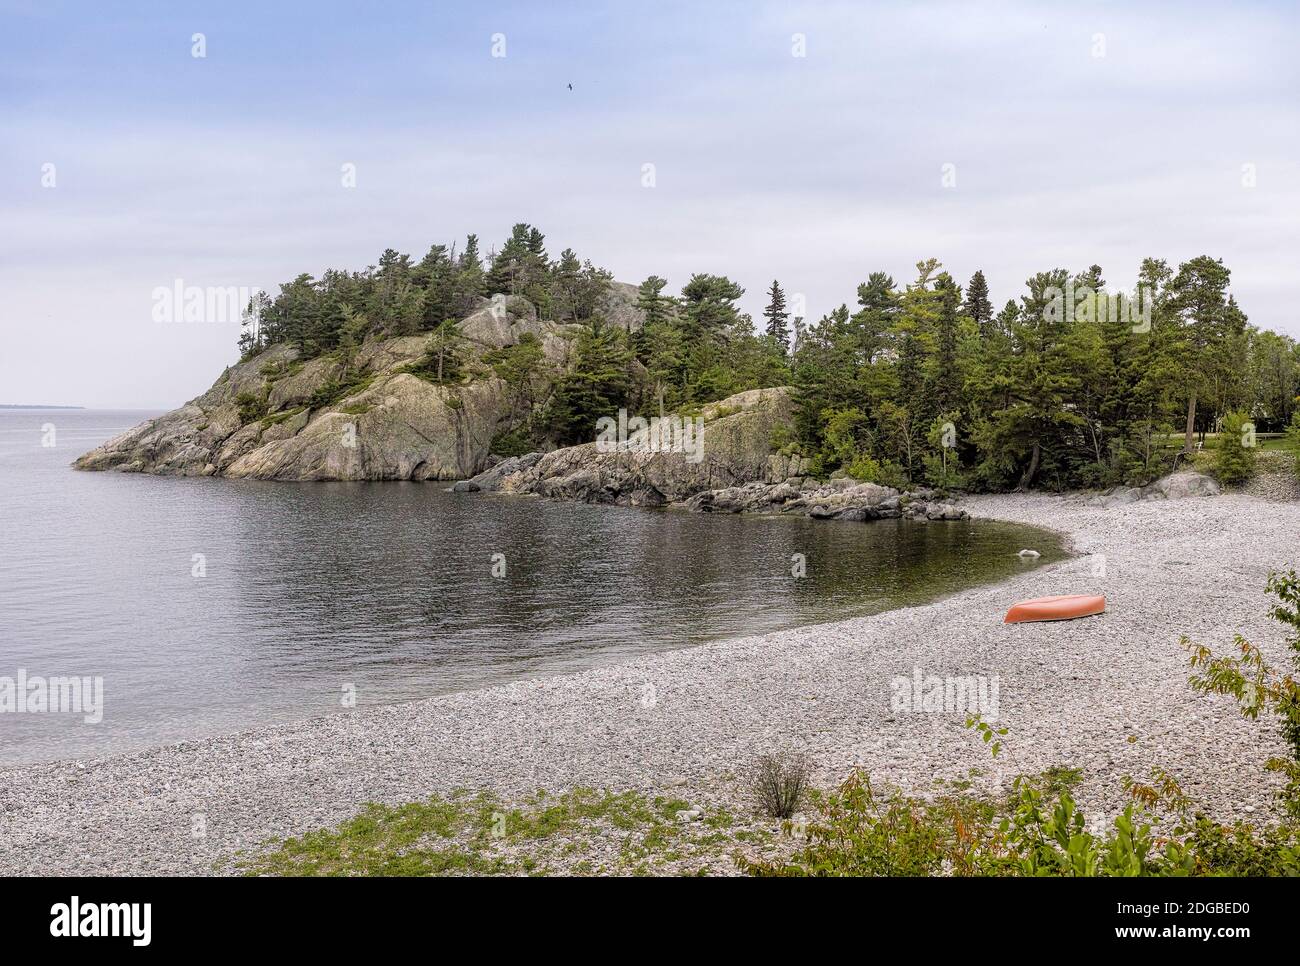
1288 412 1300 477
234 390 268 426
745 570 1300 877
1214 410 1258 484
304 372 375 411
237 228 1299 487
234 787 772 877
260 406 305 428
238 225 611 360
401 322 468 386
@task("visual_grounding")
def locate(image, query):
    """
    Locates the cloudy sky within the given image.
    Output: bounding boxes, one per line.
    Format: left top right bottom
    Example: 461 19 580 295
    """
3 0 1298 408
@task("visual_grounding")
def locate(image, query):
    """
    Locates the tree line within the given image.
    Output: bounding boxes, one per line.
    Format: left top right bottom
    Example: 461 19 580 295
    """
785 256 1296 490
240 228 1299 490
238 224 613 359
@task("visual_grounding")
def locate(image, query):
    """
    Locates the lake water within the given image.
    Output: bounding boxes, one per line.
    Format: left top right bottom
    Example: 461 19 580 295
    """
0 409 1065 764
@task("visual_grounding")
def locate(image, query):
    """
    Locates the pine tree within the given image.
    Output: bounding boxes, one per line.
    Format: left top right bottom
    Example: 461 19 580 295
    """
680 274 745 341
546 324 633 445
552 249 583 321
930 273 962 416
762 280 790 350
963 270 994 337
1215 410 1257 484
450 234 487 316
1167 256 1237 454
635 276 672 328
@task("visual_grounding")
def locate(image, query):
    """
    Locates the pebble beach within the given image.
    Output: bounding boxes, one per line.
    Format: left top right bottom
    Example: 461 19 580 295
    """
1 491 1295 875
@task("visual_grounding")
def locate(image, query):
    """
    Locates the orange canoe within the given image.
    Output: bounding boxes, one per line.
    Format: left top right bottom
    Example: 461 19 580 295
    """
1004 594 1105 624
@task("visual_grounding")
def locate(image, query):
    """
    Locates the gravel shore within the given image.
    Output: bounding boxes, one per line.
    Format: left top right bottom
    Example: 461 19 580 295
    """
2 492 1295 875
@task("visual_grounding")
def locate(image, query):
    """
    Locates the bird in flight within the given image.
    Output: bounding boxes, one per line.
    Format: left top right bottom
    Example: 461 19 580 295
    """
567 83 573 91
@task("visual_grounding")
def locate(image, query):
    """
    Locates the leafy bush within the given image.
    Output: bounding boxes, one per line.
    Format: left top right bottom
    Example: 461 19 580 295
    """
769 422 801 457
742 741 1195 877
749 753 809 820
1287 411 1300 478
482 333 545 389
844 453 882 482
1182 568 1300 818
402 323 467 386
1214 409 1257 484
235 391 268 425
875 459 910 490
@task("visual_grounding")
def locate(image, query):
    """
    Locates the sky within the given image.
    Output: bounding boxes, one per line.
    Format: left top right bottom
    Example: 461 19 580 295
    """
3 0 1298 408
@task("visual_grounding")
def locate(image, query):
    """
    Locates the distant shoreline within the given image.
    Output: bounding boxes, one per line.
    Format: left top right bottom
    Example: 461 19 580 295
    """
0 404 85 410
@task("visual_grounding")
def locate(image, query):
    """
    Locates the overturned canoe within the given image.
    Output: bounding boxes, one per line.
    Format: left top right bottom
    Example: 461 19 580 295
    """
1004 594 1105 624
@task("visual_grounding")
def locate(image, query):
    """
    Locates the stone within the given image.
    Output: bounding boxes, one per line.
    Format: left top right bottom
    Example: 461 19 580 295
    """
1142 471 1221 501
496 387 799 505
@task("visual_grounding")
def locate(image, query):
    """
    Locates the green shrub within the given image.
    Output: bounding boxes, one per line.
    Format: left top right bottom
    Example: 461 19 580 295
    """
922 451 967 490
260 406 305 427
740 741 1196 877
748 753 809 820
844 453 882 482
769 423 800 456
1214 409 1257 484
235 391 268 425
305 373 375 411
875 459 910 490
481 333 545 389
1182 568 1300 819
1287 412 1300 478
490 427 536 457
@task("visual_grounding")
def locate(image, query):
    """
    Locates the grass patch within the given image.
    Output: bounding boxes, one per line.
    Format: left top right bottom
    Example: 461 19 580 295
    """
305 373 376 411
260 406 306 428
233 787 769 877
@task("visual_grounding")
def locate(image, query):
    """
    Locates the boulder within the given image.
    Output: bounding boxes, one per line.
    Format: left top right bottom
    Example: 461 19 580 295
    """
675 472 972 524
458 296 578 365
1143 471 1220 501
465 452 545 492
925 502 966 521
1090 485 1143 507
497 387 798 505
598 281 648 333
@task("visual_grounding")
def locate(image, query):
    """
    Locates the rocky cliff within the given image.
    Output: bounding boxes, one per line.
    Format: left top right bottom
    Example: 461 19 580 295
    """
75 294 609 481
75 285 807 491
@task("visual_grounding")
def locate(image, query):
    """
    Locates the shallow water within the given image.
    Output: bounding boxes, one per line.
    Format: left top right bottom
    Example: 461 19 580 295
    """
0 409 1065 763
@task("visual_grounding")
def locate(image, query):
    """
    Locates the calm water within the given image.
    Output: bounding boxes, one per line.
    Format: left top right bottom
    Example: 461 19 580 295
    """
0 410 1065 764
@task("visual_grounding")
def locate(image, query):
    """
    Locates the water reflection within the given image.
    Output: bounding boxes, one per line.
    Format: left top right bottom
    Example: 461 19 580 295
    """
0 411 1065 763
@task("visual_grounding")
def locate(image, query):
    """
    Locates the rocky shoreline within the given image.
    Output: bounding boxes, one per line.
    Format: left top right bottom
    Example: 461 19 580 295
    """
463 465 971 522
0 487 1292 875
